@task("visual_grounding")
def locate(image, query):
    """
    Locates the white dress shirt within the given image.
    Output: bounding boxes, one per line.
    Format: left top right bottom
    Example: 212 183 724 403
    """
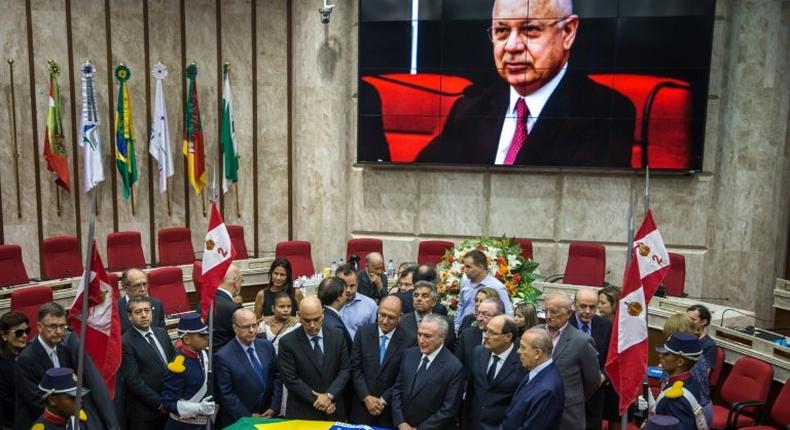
37 336 60 368
486 342 515 380
418 344 444 371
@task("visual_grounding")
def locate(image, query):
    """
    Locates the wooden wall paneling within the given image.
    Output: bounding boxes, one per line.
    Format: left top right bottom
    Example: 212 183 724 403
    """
64 0 82 253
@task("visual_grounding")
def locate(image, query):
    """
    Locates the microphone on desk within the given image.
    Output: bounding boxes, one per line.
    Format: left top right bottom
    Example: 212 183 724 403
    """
718 307 774 327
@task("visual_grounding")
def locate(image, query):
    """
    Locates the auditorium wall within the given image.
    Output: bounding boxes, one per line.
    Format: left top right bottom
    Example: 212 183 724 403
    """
1 0 788 317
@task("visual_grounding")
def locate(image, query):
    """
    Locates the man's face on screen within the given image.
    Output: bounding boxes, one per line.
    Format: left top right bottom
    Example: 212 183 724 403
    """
491 0 578 96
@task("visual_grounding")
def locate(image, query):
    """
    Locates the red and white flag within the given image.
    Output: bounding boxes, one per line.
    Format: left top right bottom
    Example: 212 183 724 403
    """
605 209 671 414
68 242 121 397
199 201 236 321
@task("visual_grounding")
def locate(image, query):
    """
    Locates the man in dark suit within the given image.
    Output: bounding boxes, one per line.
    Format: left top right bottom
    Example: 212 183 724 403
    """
455 297 503 367
357 252 387 301
392 313 464 430
465 315 526 430
571 288 613 430
14 302 118 430
120 296 178 430
416 0 635 167
541 291 602 430
318 276 352 349
117 268 166 333
210 264 243 351
501 327 565 430
214 308 281 428
277 297 350 421
395 265 448 316
350 295 416 427
399 281 455 352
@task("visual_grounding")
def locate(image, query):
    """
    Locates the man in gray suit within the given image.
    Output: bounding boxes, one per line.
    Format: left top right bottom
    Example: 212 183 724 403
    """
540 291 601 430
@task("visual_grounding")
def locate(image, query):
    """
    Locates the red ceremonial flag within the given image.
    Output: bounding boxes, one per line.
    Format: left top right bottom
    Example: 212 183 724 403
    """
199 201 236 321
68 242 121 397
43 62 70 191
605 209 671 414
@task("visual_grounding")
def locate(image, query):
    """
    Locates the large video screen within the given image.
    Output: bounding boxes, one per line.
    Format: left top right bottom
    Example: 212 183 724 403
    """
358 0 716 170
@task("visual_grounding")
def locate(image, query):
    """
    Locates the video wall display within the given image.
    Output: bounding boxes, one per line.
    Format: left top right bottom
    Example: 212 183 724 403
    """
358 0 716 170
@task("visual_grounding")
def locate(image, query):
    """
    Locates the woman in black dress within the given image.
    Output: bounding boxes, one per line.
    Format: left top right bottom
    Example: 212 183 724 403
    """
254 258 304 319
0 311 30 430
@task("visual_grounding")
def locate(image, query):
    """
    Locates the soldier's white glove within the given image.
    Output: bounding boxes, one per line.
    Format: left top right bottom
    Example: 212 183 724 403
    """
176 400 201 418
198 398 216 416
637 391 657 412
637 396 649 411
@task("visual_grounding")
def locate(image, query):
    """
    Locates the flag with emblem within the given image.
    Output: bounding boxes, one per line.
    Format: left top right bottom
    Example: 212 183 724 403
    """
68 242 122 397
605 209 671 414
78 62 104 193
149 62 174 194
114 64 138 199
199 201 236 320
182 64 206 194
220 63 238 194
43 59 70 191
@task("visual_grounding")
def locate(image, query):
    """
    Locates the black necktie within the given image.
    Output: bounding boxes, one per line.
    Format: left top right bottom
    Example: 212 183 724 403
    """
146 332 167 365
487 355 500 383
312 336 324 368
412 356 429 394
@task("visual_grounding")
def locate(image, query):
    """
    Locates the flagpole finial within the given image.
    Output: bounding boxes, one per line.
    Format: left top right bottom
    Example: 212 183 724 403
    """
7 58 13 65
47 58 53 64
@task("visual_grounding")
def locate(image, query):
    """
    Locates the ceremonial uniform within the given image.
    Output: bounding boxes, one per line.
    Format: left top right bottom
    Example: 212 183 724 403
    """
31 409 86 430
31 368 88 430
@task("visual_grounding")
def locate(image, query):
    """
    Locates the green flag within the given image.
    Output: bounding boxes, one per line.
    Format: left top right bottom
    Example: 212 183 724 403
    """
220 63 238 193
114 64 137 199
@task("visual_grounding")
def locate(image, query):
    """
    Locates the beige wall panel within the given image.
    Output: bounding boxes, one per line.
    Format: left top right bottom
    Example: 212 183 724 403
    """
417 172 487 237
557 175 631 243
488 174 558 240
350 167 418 234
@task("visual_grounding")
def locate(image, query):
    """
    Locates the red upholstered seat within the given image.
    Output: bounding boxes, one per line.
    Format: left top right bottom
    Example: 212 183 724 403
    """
513 238 534 261
226 225 249 260
147 266 190 315
10 285 54 338
275 241 315 278
157 227 195 266
346 238 383 270
106 231 147 272
663 252 686 297
563 242 606 287
711 356 773 429
0 244 30 287
41 236 83 280
417 240 454 266
740 378 790 430
709 346 725 391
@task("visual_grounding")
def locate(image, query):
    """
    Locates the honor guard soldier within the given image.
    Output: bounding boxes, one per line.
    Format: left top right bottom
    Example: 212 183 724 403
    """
161 313 217 429
31 368 88 430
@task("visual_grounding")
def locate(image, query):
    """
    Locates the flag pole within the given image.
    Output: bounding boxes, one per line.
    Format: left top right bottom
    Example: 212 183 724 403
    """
234 184 240 218
204 160 218 430
166 179 172 216
56 186 61 216
619 184 637 430
9 58 22 219
130 184 135 215
73 187 97 428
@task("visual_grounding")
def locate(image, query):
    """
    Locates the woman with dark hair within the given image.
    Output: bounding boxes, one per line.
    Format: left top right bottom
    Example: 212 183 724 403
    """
0 311 30 430
254 258 304 319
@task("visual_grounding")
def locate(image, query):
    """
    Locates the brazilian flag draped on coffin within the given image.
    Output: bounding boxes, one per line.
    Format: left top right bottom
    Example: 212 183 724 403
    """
225 418 391 430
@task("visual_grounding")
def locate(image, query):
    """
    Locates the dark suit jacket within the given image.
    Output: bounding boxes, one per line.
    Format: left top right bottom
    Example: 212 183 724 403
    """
120 326 177 424
417 70 636 167
15 335 119 430
398 312 455 352
466 344 527 430
350 324 417 427
395 291 448 316
212 289 242 351
215 337 282 428
277 326 351 421
570 315 612 430
500 362 565 430
454 325 482 368
323 306 352 350
117 295 166 334
357 270 388 301
391 346 465 429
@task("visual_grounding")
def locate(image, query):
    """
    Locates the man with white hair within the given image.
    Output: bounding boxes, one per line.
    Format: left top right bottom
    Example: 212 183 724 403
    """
209 264 243 350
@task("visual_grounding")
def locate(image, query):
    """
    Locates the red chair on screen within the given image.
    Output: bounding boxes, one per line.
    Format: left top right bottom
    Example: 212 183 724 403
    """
740 378 790 430
10 286 53 338
346 238 383 270
711 356 773 429
106 231 147 272
0 244 30 287
157 227 195 266
147 266 191 315
563 242 606 287
275 241 315 278
360 73 473 162
662 252 686 297
227 225 249 260
417 240 454 266
588 74 693 170
513 238 533 261
41 236 83 280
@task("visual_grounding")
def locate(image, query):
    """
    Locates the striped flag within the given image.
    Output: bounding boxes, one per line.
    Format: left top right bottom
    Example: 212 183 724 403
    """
199 201 236 320
220 63 238 193
149 63 174 194
114 64 138 199
78 62 104 193
182 64 206 194
43 59 70 191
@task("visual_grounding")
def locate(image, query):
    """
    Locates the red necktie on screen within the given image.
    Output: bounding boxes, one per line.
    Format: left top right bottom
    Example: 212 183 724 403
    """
504 97 528 165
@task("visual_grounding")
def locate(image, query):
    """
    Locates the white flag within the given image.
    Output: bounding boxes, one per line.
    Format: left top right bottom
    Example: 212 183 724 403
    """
149 63 174 194
79 62 104 192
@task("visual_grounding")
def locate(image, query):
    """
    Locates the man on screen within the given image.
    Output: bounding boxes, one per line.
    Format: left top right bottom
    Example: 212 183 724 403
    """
417 0 635 167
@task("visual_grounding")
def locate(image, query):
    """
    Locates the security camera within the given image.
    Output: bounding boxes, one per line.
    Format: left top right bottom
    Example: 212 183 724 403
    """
319 0 335 24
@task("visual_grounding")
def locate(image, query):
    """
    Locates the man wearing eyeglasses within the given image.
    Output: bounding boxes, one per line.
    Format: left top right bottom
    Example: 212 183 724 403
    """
117 268 166 334
214 308 281 428
455 297 504 368
417 0 635 167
